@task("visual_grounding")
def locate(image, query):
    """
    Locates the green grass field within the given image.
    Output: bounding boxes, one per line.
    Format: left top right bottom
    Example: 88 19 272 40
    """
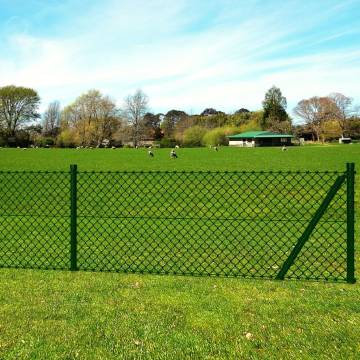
0 145 359 172
0 145 359 359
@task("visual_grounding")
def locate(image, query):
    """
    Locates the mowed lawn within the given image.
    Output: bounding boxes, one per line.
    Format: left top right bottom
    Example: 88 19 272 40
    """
0 144 359 172
0 145 359 359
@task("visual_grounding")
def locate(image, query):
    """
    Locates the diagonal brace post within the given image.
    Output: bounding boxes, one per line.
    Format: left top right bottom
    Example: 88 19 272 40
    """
276 174 346 280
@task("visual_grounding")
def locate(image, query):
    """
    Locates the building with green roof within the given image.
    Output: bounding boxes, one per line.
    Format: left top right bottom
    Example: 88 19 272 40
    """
227 131 293 147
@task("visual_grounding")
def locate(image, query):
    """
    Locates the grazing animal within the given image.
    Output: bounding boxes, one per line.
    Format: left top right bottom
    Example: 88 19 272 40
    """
148 150 154 157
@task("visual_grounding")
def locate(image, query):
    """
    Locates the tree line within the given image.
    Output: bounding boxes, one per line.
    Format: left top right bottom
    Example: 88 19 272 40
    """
0 84 359 147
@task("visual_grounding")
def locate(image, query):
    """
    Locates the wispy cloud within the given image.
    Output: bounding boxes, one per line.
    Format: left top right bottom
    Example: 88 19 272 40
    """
0 0 359 117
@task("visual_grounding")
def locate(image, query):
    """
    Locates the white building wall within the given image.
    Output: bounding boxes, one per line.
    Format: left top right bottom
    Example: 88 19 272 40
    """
229 140 255 147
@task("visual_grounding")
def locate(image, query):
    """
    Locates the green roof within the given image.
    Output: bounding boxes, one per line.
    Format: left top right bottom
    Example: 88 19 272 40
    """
227 131 293 139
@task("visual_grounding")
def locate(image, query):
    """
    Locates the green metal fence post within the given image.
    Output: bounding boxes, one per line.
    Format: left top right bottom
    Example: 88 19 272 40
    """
70 164 78 271
346 163 356 283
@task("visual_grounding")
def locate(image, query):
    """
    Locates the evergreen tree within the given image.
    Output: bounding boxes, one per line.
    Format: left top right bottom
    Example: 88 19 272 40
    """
262 86 290 132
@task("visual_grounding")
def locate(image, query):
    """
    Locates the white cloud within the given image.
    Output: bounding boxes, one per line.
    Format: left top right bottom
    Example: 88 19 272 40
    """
0 0 359 119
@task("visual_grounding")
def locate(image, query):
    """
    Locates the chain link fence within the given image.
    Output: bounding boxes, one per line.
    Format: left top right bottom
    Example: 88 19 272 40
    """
0 164 356 282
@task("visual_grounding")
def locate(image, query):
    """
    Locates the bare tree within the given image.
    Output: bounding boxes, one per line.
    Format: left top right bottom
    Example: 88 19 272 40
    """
328 93 353 136
293 97 333 142
43 101 61 137
123 89 149 147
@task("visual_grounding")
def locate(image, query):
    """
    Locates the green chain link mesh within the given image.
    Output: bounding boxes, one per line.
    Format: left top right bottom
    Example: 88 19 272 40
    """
0 171 69 270
0 169 349 281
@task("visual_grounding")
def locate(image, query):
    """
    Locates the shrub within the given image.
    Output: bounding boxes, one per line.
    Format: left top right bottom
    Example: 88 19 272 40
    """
40 137 55 146
202 127 242 146
158 138 177 148
56 130 77 148
322 120 342 141
183 126 208 147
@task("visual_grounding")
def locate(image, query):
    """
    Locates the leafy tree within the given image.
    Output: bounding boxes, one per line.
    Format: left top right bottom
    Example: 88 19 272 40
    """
262 86 289 131
61 89 120 146
238 117 262 132
348 116 360 139
228 110 262 128
200 108 224 116
198 112 227 128
234 108 250 114
161 110 188 138
142 112 162 140
0 85 40 137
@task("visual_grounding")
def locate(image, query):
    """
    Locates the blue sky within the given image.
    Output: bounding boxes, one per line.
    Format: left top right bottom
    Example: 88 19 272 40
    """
0 0 359 118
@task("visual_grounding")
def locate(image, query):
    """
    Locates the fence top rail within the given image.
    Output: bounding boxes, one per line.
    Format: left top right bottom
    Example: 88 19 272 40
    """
79 170 346 174
0 170 68 174
0 169 348 175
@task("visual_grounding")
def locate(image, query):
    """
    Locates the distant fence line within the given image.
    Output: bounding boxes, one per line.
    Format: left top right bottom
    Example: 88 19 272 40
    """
0 163 356 283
